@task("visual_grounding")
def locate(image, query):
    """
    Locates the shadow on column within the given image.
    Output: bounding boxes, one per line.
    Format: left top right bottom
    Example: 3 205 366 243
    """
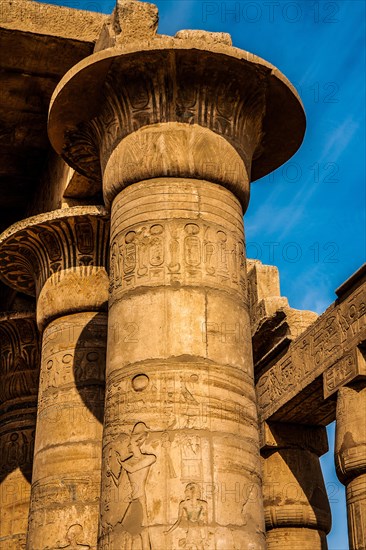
72 310 108 425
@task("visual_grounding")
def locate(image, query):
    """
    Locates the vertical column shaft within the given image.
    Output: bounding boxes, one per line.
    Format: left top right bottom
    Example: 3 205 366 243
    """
99 178 265 549
335 384 366 550
0 207 109 550
262 422 331 550
0 314 40 550
27 312 107 549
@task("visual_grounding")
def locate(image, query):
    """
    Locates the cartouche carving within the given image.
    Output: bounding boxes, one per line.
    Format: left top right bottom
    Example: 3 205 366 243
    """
45 3 309 548
109 213 247 300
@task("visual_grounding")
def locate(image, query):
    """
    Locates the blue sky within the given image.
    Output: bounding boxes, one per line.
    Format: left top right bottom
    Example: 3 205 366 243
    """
39 0 365 547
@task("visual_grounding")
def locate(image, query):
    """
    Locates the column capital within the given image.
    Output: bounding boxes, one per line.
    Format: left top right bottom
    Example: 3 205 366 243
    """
260 421 329 457
0 206 109 329
48 33 305 209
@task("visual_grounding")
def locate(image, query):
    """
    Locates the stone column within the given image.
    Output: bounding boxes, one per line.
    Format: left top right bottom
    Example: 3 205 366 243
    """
335 380 366 550
0 207 109 550
100 175 265 549
0 312 40 550
48 5 306 548
261 422 331 550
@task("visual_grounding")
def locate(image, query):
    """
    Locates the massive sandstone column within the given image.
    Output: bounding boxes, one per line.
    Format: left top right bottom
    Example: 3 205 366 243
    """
335 380 366 550
0 207 109 550
0 312 40 550
47 2 306 548
261 422 331 550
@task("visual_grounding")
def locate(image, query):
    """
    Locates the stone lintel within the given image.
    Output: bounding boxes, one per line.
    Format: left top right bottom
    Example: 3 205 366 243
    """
336 263 366 300
260 421 328 457
0 0 106 43
255 266 366 425
323 345 366 398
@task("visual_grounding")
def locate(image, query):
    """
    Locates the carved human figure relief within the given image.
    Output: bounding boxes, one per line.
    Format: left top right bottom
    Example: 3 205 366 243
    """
161 431 177 479
106 422 156 549
166 482 208 550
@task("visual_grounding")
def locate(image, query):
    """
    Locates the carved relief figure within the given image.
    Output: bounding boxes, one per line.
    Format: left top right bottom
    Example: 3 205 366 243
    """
106 422 156 549
166 482 208 549
46 523 90 549
161 431 177 479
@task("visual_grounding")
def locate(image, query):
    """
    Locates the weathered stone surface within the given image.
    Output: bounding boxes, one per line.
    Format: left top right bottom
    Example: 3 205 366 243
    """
247 259 318 366
0 207 110 549
255 264 366 425
27 312 107 550
95 0 158 51
3 0 364 548
0 0 106 41
175 29 232 46
335 383 366 550
0 206 109 329
100 178 265 548
0 312 40 550
48 32 305 192
46 3 308 547
261 422 331 550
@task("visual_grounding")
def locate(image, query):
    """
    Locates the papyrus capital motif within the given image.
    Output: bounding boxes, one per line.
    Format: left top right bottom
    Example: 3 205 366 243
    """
0 206 109 329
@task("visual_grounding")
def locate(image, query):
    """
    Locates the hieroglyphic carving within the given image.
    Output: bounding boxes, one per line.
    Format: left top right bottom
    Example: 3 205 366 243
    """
0 429 36 475
104 367 210 434
109 220 247 298
26 312 107 550
0 207 109 296
323 347 366 398
180 434 203 482
0 313 40 548
256 277 366 421
63 48 267 183
0 313 40 402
